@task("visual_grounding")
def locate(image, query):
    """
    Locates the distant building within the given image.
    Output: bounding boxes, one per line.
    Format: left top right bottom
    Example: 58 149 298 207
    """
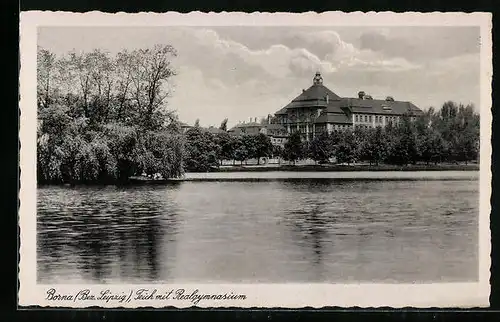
228 118 263 135
260 123 288 148
228 117 288 147
179 122 193 133
179 122 227 135
203 126 227 135
272 72 424 140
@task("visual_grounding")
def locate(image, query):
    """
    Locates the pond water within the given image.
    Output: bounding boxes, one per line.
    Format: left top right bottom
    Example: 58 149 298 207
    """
37 171 479 284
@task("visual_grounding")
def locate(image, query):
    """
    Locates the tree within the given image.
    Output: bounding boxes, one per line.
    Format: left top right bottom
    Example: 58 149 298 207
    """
37 47 57 109
455 104 480 164
385 114 418 165
194 119 200 128
283 131 303 165
335 130 356 165
127 45 177 130
36 45 184 183
417 127 446 165
241 134 257 165
353 127 369 163
215 132 234 165
307 132 333 164
454 130 478 164
364 126 388 165
233 136 249 165
272 144 284 164
253 133 273 165
422 101 479 164
184 127 220 172
219 118 228 131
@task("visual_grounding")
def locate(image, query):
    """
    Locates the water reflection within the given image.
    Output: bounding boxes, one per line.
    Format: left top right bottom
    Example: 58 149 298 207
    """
276 179 479 283
37 178 479 284
37 185 180 283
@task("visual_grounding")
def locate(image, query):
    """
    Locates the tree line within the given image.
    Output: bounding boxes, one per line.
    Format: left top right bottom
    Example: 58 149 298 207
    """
183 128 275 171
37 45 185 183
184 101 480 171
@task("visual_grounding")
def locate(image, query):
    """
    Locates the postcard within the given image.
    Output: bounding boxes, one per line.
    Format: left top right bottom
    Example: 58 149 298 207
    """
19 11 492 308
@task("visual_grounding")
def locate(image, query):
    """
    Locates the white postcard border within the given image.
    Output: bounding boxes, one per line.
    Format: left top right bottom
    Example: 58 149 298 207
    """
19 11 492 308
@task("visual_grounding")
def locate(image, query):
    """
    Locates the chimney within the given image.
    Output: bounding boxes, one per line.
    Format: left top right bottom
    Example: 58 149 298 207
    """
358 91 365 99
302 89 306 93
255 117 257 123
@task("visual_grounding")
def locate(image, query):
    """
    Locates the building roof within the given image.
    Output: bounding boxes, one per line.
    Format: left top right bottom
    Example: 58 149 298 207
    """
314 113 352 124
275 107 288 115
274 72 423 120
228 122 263 132
325 100 348 114
203 126 226 134
343 98 423 116
280 82 342 111
291 84 341 103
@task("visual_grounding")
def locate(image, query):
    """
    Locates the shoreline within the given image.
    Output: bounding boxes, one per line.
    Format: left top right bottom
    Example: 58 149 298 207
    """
37 164 479 186
211 164 479 173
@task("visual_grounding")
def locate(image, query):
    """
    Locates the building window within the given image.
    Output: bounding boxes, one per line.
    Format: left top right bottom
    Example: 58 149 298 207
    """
369 115 372 122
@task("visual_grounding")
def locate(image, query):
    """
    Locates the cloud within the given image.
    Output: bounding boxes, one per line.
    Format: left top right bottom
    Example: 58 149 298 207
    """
167 27 478 124
187 29 338 78
182 28 420 81
38 26 481 126
358 27 480 63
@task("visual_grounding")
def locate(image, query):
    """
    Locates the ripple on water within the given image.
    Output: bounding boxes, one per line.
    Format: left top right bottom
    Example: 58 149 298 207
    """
37 178 479 283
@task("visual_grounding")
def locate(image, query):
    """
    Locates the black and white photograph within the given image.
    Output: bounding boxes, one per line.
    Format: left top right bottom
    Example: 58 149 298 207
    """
18 11 492 308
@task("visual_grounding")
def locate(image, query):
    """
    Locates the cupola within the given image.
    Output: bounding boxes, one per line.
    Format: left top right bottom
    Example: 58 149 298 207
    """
313 71 323 85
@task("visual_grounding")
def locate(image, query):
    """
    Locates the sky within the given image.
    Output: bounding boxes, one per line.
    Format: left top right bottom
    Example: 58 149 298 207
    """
38 26 481 128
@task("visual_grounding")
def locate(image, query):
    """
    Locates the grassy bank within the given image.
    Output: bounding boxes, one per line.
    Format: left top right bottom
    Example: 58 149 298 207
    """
210 163 479 173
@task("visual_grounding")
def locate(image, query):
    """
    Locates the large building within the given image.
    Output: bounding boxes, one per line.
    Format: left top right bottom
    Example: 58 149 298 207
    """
272 72 424 141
